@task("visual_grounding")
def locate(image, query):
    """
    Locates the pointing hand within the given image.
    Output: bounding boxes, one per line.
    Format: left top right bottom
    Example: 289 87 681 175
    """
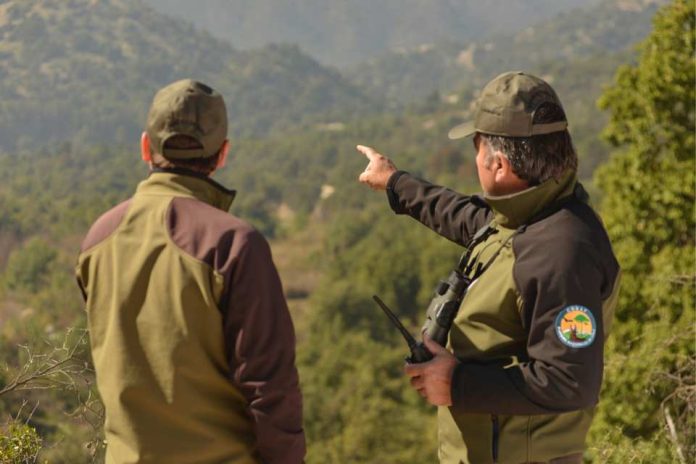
356 145 397 191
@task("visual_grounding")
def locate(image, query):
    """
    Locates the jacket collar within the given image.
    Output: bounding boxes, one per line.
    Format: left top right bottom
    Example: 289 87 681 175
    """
135 167 236 212
484 169 577 229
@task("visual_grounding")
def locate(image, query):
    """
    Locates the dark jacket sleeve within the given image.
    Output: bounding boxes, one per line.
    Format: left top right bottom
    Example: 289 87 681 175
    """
223 230 305 463
386 171 492 245
449 211 619 415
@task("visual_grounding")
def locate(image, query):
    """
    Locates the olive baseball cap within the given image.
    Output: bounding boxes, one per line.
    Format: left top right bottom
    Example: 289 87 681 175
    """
448 71 567 140
146 79 228 159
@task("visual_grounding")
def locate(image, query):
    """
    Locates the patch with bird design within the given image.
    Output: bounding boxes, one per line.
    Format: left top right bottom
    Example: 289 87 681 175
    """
554 305 596 348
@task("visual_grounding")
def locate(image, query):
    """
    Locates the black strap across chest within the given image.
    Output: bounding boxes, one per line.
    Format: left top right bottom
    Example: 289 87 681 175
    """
457 184 586 280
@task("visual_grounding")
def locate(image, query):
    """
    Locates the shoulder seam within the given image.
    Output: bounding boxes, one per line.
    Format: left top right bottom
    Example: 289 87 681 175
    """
80 200 132 255
164 198 220 274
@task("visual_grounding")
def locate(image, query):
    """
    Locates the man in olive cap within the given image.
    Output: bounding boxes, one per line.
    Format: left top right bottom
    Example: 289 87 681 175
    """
357 71 620 464
76 79 305 464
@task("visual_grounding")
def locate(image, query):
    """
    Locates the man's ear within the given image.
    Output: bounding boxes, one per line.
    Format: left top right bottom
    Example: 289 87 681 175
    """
216 140 230 169
494 151 529 191
494 151 512 182
141 132 153 163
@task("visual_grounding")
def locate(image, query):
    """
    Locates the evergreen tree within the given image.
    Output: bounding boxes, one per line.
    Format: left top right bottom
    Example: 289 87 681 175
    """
589 1 695 462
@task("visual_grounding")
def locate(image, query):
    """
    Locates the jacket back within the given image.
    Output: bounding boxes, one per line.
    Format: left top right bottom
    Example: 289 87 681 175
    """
76 171 304 464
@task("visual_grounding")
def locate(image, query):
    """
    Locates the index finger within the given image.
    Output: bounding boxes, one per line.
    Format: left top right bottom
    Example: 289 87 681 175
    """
404 361 426 378
356 144 379 161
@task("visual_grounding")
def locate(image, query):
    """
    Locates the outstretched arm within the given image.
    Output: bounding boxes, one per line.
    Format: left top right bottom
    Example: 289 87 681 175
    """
356 145 492 245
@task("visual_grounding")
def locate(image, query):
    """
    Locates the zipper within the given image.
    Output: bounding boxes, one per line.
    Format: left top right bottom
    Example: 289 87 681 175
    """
491 414 500 463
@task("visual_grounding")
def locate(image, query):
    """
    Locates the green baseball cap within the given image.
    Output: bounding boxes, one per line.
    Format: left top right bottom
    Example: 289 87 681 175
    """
448 71 568 140
146 79 228 159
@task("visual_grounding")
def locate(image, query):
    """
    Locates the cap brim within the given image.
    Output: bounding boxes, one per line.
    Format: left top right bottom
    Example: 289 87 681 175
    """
447 121 476 140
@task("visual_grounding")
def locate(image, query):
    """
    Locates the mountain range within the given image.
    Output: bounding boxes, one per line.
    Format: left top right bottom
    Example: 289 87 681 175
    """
143 0 605 67
348 0 666 104
0 0 375 151
0 0 665 160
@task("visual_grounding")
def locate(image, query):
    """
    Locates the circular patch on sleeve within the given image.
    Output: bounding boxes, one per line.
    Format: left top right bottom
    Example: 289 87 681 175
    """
554 305 597 348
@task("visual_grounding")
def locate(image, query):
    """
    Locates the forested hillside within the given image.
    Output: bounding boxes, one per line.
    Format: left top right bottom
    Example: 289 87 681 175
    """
143 0 601 66
0 0 375 151
349 0 665 104
0 0 693 463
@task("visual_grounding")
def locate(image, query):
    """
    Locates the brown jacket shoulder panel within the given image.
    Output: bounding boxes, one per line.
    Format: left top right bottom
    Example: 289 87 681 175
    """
80 199 132 253
166 196 305 462
166 196 256 277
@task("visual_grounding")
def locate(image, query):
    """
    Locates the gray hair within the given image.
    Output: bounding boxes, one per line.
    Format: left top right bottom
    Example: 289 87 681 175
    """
481 103 578 185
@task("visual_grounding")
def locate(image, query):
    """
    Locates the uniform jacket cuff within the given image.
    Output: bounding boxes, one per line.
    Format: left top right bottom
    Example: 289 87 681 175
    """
386 170 409 213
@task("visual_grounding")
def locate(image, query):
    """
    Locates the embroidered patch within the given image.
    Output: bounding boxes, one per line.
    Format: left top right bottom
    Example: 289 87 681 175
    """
555 305 596 348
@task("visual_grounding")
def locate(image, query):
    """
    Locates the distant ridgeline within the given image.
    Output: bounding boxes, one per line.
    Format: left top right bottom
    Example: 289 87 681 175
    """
0 0 666 237
344 0 666 177
0 0 664 185
143 0 604 67
348 0 666 104
0 0 377 152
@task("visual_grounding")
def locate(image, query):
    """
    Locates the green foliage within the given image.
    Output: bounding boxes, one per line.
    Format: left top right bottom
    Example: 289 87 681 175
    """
0 323 102 464
0 423 43 464
589 0 695 461
299 208 460 462
0 147 115 462
300 330 438 464
0 146 139 239
0 1 681 462
3 238 57 294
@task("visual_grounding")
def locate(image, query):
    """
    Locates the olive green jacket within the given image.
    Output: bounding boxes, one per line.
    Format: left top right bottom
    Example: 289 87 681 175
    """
76 170 305 464
387 170 620 464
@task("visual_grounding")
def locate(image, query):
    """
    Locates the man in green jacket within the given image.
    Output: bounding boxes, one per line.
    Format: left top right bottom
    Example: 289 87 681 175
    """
76 80 305 464
357 72 620 464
